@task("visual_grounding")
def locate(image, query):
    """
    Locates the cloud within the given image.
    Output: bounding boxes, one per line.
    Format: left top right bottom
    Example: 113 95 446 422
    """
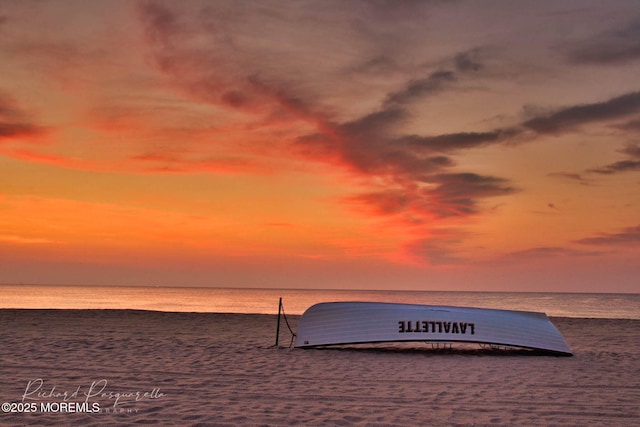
330 83 640 261
0 90 42 140
139 0 182 47
138 0 509 199
589 159 640 175
134 2 638 265
617 118 640 131
548 172 592 186
522 91 640 134
341 172 516 222
293 45 521 228
503 246 604 261
588 143 640 175
424 173 516 218
337 88 640 215
575 224 640 246
454 49 484 73
340 108 408 139
138 2 265 114
138 1 364 123
324 84 640 194
383 71 456 107
344 190 410 216
299 107 518 222
622 143 640 158
131 1 336 175
0 121 39 139
566 18 640 65
381 47 489 109
399 128 521 153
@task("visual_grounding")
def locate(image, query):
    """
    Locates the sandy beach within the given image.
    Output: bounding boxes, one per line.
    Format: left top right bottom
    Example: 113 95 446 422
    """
1 309 638 426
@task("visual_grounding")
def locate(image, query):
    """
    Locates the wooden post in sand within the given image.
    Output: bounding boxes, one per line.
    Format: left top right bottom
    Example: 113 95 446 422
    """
275 297 282 346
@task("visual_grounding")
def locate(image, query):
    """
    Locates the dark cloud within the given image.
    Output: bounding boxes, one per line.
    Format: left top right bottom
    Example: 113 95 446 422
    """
294 47 526 228
424 173 517 217
341 107 408 137
383 71 456 107
400 128 521 153
589 159 640 175
299 110 517 222
0 90 41 140
305 108 456 181
138 1 182 47
616 118 640 132
138 2 260 112
588 143 640 175
370 47 488 108
343 138 456 180
504 246 603 260
0 122 39 138
575 224 640 246
341 168 514 221
295 45 521 226
522 91 640 134
512 247 577 258
567 18 640 65
454 49 484 73
297 94 519 221
622 143 640 158
548 172 592 186
344 190 410 216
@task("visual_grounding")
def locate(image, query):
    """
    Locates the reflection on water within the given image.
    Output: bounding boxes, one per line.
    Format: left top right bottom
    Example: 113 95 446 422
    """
1 285 638 319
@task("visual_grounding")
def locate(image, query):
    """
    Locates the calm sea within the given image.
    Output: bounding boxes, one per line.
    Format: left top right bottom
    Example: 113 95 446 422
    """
0 285 638 319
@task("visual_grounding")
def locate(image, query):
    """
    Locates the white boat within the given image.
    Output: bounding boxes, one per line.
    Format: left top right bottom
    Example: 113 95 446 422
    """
294 302 572 355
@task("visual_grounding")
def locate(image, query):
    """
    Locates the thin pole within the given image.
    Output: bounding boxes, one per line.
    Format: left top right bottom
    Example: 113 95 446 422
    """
275 297 282 346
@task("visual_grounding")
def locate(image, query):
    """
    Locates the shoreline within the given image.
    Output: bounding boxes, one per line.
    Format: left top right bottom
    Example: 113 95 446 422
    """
1 307 638 320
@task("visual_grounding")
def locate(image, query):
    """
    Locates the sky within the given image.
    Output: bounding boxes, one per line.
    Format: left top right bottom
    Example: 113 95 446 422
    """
1 0 639 292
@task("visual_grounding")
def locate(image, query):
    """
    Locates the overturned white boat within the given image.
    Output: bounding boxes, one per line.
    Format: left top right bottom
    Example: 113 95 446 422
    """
295 302 572 356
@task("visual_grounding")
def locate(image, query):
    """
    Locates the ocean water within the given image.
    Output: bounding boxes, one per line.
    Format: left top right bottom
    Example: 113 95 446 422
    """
1 285 638 319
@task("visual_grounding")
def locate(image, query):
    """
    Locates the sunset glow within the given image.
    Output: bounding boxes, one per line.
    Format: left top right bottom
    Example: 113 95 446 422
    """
1 1 639 291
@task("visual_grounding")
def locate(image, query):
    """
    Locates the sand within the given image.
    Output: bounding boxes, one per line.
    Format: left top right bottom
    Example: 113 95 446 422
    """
0 309 638 426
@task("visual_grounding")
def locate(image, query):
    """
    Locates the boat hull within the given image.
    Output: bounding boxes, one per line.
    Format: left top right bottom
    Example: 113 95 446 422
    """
295 302 572 355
